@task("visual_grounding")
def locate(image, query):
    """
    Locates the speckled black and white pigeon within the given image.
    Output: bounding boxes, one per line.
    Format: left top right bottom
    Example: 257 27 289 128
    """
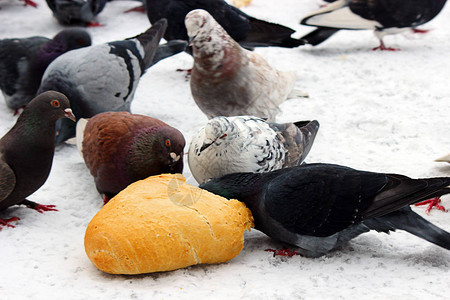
200 163 450 257
300 0 447 50
0 91 76 229
37 19 169 145
186 10 307 122
188 116 319 184
146 0 305 50
0 28 91 113
45 0 108 26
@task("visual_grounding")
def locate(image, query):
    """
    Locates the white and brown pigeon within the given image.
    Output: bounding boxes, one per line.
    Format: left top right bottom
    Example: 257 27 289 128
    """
186 9 307 122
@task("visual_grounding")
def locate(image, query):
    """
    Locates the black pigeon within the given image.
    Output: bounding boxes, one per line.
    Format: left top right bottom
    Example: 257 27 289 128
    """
37 19 170 145
45 0 108 26
300 0 447 50
200 163 450 257
145 0 305 50
0 28 91 113
0 91 76 229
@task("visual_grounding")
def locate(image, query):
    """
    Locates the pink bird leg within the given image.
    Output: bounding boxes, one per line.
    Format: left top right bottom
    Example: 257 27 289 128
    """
23 0 38 7
0 217 20 230
87 21 104 27
124 5 146 13
266 248 300 257
372 40 400 51
415 197 447 215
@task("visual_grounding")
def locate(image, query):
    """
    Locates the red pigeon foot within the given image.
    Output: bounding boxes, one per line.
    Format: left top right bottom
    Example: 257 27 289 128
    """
176 68 192 81
22 200 57 213
412 28 430 34
372 40 400 51
124 5 146 13
265 248 300 257
23 0 38 7
0 217 20 229
87 21 104 27
13 106 25 116
415 197 447 214
103 195 110 205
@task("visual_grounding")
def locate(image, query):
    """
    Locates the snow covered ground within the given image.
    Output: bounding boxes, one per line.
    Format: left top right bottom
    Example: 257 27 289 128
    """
1 0 449 299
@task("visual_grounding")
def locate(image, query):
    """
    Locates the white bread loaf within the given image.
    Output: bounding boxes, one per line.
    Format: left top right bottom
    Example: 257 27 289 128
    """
84 173 254 274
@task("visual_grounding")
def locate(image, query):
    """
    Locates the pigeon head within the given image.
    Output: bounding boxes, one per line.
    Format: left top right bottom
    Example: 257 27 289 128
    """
129 125 186 174
199 117 237 152
51 28 92 52
185 9 232 57
185 9 211 42
21 91 75 123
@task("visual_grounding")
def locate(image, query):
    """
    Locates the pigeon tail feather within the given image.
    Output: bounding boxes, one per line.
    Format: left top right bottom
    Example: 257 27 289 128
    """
244 17 306 48
129 18 168 70
151 40 188 66
366 206 450 251
300 28 340 46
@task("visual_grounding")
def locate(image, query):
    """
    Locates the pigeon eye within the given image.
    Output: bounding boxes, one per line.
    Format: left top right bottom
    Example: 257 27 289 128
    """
220 134 227 139
165 139 171 147
51 100 60 107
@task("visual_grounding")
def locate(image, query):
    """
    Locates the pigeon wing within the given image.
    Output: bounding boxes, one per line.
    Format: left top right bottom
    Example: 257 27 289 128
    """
0 160 16 203
263 164 387 237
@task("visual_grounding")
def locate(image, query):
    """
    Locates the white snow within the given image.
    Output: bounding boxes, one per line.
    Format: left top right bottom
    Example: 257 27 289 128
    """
1 0 449 299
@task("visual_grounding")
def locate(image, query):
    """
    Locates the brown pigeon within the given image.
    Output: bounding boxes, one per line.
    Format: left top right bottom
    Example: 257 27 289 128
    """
0 91 76 229
78 111 186 203
186 9 307 122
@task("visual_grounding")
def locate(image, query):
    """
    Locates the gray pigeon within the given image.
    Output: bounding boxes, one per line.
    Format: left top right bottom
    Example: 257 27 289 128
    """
188 116 319 184
200 163 450 257
37 19 170 145
0 91 76 229
45 0 107 26
0 28 91 113
186 9 307 122
300 0 447 50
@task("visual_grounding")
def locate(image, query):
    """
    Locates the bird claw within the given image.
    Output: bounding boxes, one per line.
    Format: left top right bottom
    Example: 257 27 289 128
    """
32 204 58 213
265 248 299 257
0 217 20 229
176 68 192 81
372 45 400 51
415 197 447 215
23 0 38 7
87 21 104 27
124 5 146 13
412 28 430 34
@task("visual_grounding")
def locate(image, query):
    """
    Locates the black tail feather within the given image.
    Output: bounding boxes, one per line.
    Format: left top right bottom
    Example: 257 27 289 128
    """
151 40 188 66
362 176 450 219
129 18 168 70
300 28 340 46
243 17 306 48
365 206 450 251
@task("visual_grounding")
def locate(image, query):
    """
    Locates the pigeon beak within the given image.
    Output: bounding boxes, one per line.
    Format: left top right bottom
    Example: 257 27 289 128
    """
199 141 213 152
64 108 76 122
188 35 197 46
170 152 181 163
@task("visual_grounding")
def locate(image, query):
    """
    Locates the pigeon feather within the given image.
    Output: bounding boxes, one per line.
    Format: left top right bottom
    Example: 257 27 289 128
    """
0 29 91 111
200 163 450 257
188 116 319 183
37 19 168 144
186 9 304 121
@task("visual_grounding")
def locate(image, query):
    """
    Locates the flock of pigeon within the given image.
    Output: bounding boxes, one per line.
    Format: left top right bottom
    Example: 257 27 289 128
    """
1 0 450 259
